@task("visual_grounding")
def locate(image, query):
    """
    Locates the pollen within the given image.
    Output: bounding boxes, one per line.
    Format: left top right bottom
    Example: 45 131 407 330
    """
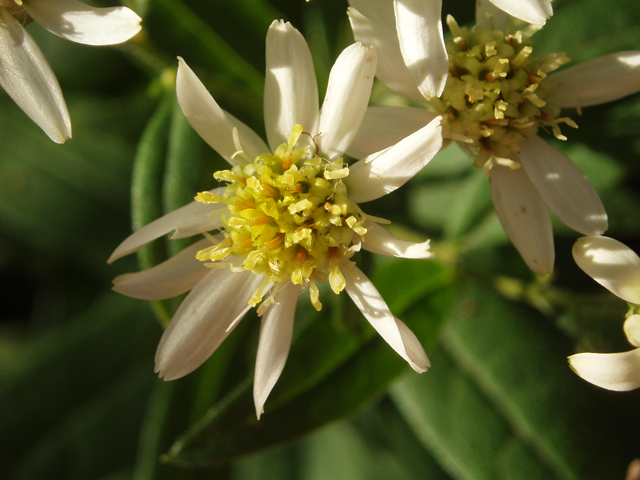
195 125 368 311
437 17 575 170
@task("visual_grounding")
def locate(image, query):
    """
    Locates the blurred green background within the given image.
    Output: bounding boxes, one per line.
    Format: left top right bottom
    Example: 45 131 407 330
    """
1 0 639 479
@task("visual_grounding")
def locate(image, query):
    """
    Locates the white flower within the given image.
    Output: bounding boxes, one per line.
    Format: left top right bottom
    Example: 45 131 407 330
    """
569 236 640 391
349 1 640 275
0 0 141 143
347 0 553 101
109 20 443 419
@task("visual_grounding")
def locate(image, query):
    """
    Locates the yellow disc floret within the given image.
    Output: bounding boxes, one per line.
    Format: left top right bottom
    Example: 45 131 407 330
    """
435 16 577 173
195 125 367 311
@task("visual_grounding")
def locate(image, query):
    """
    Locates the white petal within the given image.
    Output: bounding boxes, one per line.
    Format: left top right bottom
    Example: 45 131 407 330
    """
569 349 640 391
362 222 433 259
108 189 226 264
572 236 640 304
253 282 300 419
490 164 554 275
176 58 269 165
349 0 395 27
625 315 640 348
487 0 552 25
112 239 211 301
264 20 319 152
343 264 429 372
155 269 267 380
345 116 442 203
348 7 424 103
0 9 71 143
393 0 448 100
547 51 640 108
317 43 376 160
24 0 141 46
475 0 512 30
518 136 607 235
346 106 438 158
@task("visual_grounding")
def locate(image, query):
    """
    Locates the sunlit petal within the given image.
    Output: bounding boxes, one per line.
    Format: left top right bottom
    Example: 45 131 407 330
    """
572 236 640 304
343 264 429 372
518 136 607 235
490 164 554 275
253 282 300 419
155 269 268 381
346 116 442 203
112 239 211 300
361 223 433 259
346 106 437 158
0 9 71 143
548 52 640 108
487 0 552 25
264 20 319 151
317 43 376 160
177 57 269 165
107 189 226 264
24 0 141 45
569 349 640 391
393 0 448 100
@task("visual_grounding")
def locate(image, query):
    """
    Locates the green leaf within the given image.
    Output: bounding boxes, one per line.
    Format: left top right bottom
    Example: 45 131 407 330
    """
160 260 454 466
391 280 628 480
0 293 159 479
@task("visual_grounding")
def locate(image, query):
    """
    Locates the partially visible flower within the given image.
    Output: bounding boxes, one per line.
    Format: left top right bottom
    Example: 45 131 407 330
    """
569 235 640 391
349 2 640 275
0 0 141 143
109 20 443 418
348 0 553 101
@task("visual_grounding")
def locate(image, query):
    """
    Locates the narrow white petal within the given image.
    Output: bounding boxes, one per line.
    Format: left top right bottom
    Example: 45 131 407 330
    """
569 349 640 391
155 269 267 380
345 116 442 203
0 9 71 143
625 316 640 348
475 0 512 30
518 136 607 235
572 236 640 304
343 264 429 372
393 0 448 100
547 52 640 108
348 7 424 103
349 0 395 27
112 239 211 301
317 43 377 160
346 106 438 158
107 189 226 264
395 316 431 372
24 0 141 46
264 20 319 152
362 222 433 259
487 0 552 25
490 164 554 275
253 282 300 419
176 58 269 165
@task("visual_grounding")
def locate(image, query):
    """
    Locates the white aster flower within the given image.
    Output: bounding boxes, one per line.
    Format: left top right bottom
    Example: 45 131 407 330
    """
109 20 443 419
349 1 640 275
569 236 640 391
0 0 141 143
347 0 553 101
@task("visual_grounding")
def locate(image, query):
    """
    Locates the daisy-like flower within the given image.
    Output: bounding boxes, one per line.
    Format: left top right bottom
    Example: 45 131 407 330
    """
108 20 443 418
348 0 553 101
569 236 640 391
348 1 640 275
0 0 141 143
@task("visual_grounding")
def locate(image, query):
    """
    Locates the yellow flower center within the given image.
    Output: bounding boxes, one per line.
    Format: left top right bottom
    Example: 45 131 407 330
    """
195 125 367 311
435 16 577 172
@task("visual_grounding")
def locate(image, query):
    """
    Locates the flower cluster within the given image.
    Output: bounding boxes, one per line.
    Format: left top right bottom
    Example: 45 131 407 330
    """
101 1 640 418
110 20 444 418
